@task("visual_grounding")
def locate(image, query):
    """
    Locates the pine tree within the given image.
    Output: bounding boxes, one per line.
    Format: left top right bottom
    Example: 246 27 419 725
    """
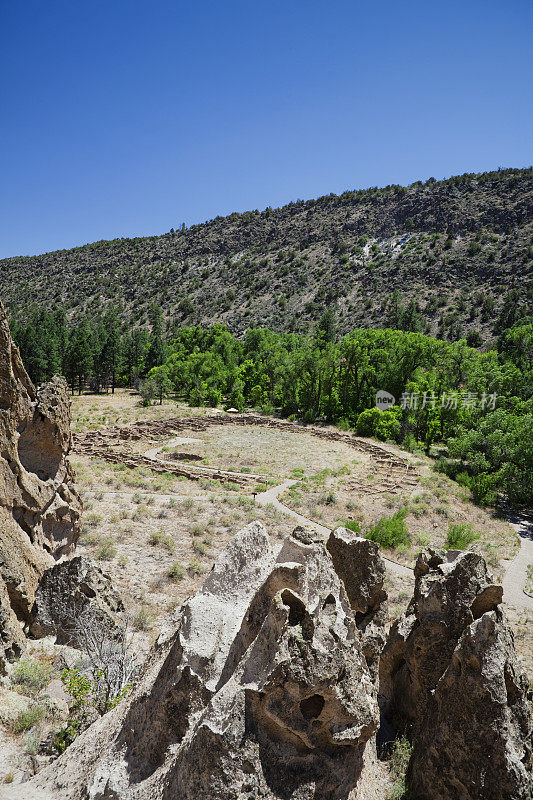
64 322 93 394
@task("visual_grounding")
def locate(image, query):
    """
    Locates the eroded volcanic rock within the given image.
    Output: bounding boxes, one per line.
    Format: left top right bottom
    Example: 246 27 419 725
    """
380 549 532 800
17 522 386 800
29 556 125 646
0 301 81 662
326 528 387 680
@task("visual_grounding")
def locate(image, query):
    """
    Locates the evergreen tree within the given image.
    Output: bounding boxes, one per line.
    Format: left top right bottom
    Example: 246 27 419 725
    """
64 322 93 394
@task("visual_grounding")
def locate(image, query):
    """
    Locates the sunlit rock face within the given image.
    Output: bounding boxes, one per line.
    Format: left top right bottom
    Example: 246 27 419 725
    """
18 521 387 800
380 549 532 800
0 301 81 670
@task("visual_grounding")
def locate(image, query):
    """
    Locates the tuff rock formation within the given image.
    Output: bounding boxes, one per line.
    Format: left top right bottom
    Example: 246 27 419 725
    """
326 529 387 680
29 556 125 646
380 548 532 800
0 574 25 674
14 521 387 800
0 301 81 667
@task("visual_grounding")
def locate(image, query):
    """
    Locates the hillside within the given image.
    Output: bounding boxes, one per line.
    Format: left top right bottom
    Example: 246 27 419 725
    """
3 167 533 340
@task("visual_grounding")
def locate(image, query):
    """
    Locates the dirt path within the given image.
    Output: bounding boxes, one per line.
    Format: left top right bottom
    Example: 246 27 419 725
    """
255 480 532 605
255 479 331 536
78 413 531 610
502 510 533 610
255 480 414 580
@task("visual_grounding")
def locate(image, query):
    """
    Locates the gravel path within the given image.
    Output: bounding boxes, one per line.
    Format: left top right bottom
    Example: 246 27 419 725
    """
256 480 413 579
144 436 202 459
255 479 331 536
502 510 533 611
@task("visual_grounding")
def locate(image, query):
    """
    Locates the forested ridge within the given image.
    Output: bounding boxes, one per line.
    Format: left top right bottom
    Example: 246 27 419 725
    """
10 303 533 508
3 167 533 341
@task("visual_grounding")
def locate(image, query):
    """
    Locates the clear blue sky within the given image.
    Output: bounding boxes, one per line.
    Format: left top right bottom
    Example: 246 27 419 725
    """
0 0 531 259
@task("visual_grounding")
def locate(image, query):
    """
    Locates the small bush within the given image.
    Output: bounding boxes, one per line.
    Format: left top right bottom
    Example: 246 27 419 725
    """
148 531 175 553
188 558 202 576
189 523 205 537
387 736 413 799
168 561 185 581
469 472 498 506
25 729 40 754
11 704 46 734
96 538 117 561
367 509 410 550
11 658 52 695
446 523 480 550
133 606 153 631
339 519 362 534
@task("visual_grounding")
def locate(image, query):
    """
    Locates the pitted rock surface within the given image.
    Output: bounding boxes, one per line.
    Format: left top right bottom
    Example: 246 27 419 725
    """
29 556 124 646
0 301 81 664
14 521 385 800
380 548 532 800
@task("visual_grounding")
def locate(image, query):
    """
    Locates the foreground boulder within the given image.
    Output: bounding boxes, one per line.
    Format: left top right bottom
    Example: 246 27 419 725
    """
380 549 532 800
0 302 81 658
29 556 125 646
13 522 386 800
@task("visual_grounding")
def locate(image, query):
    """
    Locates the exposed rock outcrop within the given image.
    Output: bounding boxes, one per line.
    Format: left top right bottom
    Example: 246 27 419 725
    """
380 548 532 800
0 302 81 649
326 528 387 678
29 556 124 646
15 522 386 800
0 575 25 674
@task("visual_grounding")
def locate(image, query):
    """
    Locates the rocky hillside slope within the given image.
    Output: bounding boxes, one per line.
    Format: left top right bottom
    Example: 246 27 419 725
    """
2 168 532 339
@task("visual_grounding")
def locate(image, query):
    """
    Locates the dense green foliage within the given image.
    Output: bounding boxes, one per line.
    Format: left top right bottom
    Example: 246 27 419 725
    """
10 305 533 507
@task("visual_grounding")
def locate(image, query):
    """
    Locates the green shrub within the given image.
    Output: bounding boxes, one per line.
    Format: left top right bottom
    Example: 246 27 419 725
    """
148 531 175 552
11 704 46 734
96 538 117 561
193 540 208 555
11 658 52 695
446 523 480 550
367 509 410 550
168 561 185 581
387 736 413 799
339 519 362 533
188 558 202 576
469 472 499 506
356 407 401 442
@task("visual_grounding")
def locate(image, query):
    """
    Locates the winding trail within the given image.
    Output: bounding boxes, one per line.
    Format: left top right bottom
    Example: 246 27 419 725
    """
114 423 532 612
255 479 330 537
255 481 417 581
255 480 532 606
